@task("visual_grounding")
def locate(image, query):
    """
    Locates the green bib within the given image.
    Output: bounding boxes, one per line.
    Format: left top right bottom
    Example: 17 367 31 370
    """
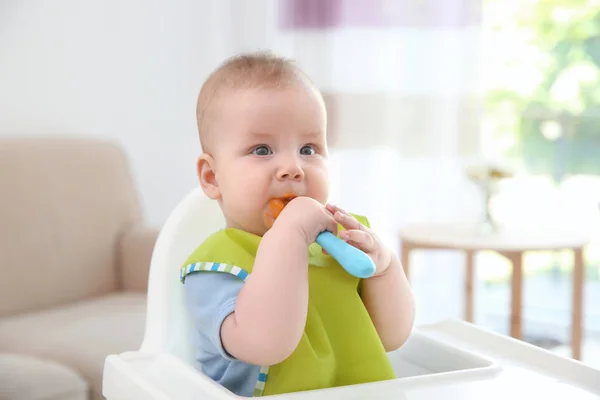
180 216 396 396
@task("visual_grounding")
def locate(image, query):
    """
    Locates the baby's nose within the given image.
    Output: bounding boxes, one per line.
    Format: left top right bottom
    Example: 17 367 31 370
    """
279 170 304 180
277 161 304 181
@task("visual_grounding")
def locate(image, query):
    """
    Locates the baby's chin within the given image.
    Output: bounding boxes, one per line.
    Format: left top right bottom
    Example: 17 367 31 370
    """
224 215 271 237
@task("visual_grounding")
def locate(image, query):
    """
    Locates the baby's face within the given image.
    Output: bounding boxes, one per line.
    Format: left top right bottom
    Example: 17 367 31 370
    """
210 84 329 236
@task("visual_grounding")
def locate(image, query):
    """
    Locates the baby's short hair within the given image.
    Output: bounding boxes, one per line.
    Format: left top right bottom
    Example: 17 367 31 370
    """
196 51 317 151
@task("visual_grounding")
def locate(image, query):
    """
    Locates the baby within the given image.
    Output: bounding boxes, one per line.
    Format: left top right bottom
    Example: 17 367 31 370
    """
181 51 415 397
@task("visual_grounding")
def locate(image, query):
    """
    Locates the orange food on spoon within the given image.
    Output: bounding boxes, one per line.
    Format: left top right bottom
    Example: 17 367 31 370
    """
265 193 296 228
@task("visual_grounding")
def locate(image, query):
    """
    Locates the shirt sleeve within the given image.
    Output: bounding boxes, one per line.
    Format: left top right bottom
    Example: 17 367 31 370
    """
183 271 245 360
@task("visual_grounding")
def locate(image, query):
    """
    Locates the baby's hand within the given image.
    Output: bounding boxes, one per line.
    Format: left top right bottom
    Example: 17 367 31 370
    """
274 197 338 246
326 204 392 277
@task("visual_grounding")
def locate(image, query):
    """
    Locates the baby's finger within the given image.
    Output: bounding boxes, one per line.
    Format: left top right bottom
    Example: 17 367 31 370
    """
326 203 347 215
340 229 375 252
333 211 363 231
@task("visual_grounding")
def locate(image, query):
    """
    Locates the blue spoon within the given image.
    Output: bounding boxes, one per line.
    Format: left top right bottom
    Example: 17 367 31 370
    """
316 231 376 278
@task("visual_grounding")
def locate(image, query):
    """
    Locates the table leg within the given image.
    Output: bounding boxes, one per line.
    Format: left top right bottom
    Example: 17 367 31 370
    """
508 252 524 339
572 247 584 360
401 241 411 281
465 250 475 323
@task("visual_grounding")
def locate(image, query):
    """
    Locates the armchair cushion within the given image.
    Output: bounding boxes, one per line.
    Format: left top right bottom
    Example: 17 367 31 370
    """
118 226 160 292
0 353 88 400
0 137 143 317
0 293 146 400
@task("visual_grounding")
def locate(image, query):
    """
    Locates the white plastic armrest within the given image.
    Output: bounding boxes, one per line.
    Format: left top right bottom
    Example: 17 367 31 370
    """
103 352 236 400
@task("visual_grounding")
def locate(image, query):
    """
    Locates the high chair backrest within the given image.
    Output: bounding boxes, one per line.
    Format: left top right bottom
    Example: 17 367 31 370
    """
140 187 225 364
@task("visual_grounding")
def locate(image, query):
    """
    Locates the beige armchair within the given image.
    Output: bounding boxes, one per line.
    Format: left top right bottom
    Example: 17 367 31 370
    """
0 137 159 400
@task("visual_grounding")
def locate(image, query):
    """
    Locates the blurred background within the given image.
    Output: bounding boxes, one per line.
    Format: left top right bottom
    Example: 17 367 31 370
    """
1 0 599 368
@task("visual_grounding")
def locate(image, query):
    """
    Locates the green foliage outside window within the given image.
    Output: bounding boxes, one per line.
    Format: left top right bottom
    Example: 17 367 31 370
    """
486 0 600 181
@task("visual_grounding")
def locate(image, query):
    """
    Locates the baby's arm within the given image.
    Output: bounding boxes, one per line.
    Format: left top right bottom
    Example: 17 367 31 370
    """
220 197 338 366
220 224 309 366
360 254 415 352
326 204 414 352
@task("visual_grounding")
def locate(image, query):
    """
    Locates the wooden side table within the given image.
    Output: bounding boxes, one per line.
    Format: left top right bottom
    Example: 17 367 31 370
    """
399 223 590 360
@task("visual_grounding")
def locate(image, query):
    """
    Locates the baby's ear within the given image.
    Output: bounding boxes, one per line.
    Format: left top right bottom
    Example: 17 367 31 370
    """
197 154 221 200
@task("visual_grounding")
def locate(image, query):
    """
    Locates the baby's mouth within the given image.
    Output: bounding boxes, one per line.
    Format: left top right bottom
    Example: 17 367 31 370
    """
265 193 297 227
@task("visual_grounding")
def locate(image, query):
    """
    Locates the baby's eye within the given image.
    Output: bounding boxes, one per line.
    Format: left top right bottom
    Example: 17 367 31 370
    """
300 145 316 156
252 145 272 156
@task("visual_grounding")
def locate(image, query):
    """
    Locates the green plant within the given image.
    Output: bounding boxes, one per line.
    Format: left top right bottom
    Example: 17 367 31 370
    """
485 0 600 179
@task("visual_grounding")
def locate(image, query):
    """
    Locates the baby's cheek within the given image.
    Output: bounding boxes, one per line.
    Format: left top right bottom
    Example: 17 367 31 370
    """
235 178 266 207
308 174 330 203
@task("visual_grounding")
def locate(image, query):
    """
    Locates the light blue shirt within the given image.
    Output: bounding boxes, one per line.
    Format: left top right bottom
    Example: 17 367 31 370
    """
183 271 260 397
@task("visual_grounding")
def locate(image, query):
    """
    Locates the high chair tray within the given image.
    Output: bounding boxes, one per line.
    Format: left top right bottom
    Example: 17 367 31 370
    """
103 319 600 399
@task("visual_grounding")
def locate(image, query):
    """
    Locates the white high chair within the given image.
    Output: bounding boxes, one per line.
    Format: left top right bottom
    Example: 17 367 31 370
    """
138 186 225 363
102 187 600 400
